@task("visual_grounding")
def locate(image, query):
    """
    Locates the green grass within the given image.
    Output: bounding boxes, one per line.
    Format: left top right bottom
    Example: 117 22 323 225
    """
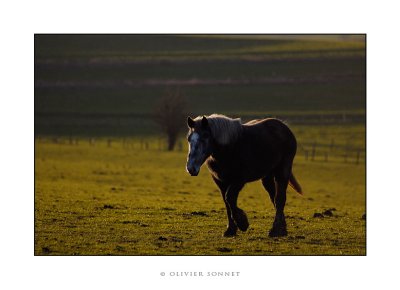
35 133 366 255
35 56 365 82
35 80 365 115
35 35 365 60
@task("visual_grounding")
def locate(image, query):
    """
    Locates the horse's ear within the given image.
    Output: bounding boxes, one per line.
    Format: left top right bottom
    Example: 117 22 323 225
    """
187 116 195 128
201 116 208 128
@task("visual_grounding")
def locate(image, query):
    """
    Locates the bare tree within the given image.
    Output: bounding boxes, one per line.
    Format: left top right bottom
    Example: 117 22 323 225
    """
153 88 187 151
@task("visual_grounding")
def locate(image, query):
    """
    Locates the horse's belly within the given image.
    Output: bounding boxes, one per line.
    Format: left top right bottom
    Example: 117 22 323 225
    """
206 158 270 183
240 164 271 182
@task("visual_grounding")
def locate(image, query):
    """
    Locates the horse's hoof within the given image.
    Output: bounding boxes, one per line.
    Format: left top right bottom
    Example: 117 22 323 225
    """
223 228 237 237
268 227 287 237
236 219 249 232
235 211 249 232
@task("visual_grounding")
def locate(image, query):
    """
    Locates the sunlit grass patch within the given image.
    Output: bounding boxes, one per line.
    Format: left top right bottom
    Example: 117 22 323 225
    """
35 132 365 255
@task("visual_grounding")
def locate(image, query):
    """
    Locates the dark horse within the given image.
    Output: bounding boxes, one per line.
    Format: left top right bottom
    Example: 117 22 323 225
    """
186 114 302 237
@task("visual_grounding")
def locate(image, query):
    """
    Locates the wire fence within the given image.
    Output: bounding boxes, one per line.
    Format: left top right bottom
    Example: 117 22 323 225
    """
36 136 365 165
298 141 365 165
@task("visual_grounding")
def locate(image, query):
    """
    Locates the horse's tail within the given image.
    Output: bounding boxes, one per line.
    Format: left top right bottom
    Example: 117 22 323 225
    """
289 173 303 195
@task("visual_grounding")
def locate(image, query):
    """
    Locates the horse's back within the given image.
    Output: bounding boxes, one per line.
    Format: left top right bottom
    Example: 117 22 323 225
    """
244 118 293 136
242 118 297 153
244 117 285 127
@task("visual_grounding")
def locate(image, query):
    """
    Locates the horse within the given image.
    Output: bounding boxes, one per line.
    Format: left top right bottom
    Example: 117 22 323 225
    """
186 114 303 237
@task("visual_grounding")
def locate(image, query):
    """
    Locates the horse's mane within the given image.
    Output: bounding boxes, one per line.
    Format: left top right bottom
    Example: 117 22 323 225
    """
195 114 243 145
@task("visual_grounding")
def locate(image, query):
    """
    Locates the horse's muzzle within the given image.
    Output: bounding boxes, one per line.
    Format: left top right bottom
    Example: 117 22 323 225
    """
186 166 199 176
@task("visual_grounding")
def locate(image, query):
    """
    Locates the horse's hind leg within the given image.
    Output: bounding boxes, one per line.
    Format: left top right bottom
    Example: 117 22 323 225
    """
212 177 238 237
269 166 290 237
225 183 248 232
261 176 276 207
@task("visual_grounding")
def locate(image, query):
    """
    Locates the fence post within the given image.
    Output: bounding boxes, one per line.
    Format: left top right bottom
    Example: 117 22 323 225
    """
311 142 316 161
356 150 360 165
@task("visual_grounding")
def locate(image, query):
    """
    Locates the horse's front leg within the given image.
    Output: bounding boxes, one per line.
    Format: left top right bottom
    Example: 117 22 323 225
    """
225 183 249 232
212 177 237 237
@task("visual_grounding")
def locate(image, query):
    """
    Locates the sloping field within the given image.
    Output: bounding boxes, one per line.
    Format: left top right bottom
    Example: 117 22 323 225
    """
35 35 365 136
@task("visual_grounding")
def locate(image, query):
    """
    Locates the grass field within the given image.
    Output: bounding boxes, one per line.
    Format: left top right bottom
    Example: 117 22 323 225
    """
35 35 365 60
35 128 366 255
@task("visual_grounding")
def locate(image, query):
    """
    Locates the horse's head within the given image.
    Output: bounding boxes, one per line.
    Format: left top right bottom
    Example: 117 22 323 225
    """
186 116 214 176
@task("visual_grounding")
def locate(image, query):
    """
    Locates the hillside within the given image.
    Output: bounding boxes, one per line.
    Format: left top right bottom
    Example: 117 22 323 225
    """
34 34 366 136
